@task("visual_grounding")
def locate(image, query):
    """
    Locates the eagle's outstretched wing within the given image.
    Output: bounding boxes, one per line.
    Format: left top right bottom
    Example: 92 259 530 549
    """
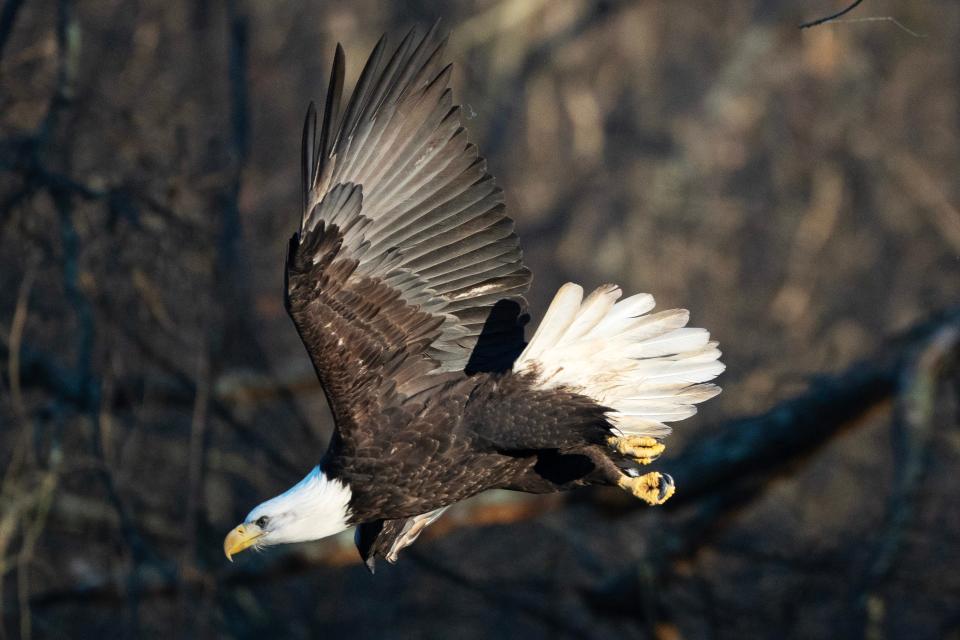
286 25 530 448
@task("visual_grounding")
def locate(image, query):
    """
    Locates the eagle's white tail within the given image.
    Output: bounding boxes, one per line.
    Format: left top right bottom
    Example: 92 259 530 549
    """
514 283 724 438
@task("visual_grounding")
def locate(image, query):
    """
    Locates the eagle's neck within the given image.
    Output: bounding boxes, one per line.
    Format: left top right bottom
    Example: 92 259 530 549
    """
251 465 353 544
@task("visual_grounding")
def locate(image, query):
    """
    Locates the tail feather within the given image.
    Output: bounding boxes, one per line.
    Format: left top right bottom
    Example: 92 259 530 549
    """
518 282 583 362
514 283 724 439
559 284 620 345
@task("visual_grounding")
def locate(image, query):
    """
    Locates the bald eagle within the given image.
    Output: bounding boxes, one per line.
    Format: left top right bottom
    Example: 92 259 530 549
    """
224 26 724 571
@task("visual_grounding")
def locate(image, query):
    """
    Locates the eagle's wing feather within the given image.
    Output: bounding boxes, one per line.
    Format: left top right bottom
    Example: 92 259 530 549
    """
286 26 530 441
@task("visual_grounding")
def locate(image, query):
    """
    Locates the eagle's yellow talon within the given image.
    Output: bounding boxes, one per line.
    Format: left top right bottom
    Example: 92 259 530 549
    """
608 435 666 465
617 471 675 506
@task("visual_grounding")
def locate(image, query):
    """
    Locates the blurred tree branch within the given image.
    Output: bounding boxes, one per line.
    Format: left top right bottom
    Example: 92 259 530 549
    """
0 0 26 63
855 325 959 637
665 308 960 507
17 304 960 610
0 2 153 635
585 306 960 615
483 0 635 160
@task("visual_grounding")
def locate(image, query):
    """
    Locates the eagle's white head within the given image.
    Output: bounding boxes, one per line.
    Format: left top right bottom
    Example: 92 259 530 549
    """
223 466 352 560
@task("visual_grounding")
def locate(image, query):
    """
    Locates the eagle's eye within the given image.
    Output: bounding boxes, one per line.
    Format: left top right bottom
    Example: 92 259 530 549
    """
255 516 269 529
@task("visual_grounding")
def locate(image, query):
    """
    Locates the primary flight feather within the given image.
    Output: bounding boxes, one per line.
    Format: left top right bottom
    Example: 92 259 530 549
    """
224 26 724 571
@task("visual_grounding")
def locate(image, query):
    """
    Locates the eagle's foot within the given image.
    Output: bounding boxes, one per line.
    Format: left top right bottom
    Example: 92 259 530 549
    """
608 435 665 465
617 471 675 506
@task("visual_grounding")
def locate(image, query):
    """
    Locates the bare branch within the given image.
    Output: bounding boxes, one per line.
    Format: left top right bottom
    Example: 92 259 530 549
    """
584 308 960 611
800 0 865 30
664 306 960 508
828 17 926 38
20 306 960 610
856 325 960 635
0 0 26 66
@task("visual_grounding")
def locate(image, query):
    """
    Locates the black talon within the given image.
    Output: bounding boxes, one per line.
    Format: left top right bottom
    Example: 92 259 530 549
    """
658 473 674 501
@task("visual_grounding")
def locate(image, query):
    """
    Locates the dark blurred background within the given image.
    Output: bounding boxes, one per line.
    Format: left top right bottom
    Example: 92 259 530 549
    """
1 0 959 638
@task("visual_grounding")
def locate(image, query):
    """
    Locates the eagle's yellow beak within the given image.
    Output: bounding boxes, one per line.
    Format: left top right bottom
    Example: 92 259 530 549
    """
223 524 263 561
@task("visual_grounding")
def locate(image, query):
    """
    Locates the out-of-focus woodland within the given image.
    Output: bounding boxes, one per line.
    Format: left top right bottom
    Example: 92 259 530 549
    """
1 0 959 638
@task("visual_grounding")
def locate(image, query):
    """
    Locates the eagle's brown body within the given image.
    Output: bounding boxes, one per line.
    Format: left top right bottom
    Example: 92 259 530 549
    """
324 370 625 523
